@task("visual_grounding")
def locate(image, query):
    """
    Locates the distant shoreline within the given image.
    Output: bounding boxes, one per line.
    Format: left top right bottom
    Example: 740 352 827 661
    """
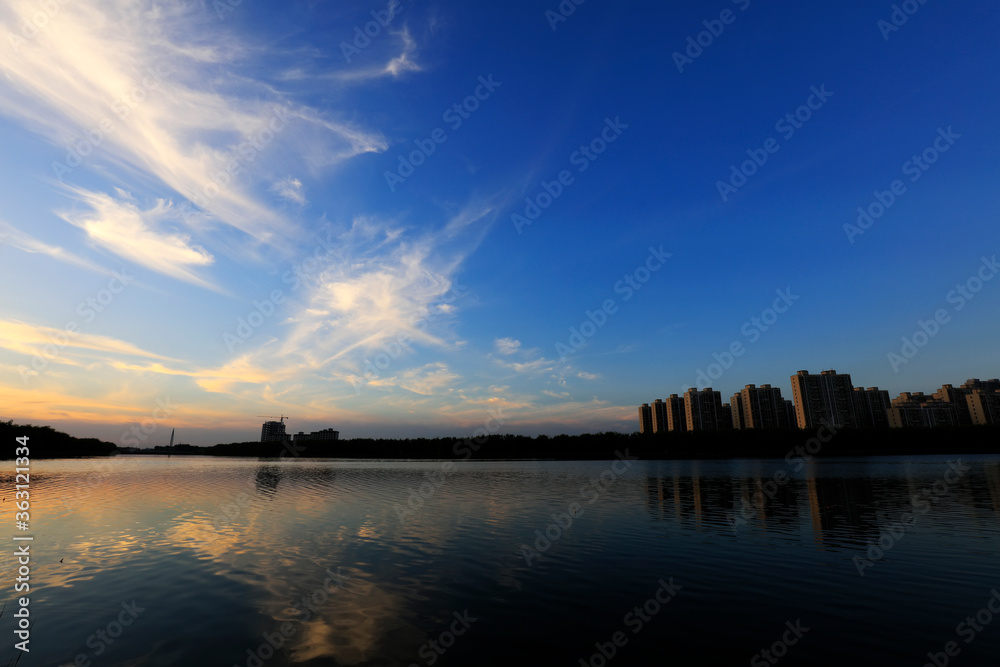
4 420 998 460
112 451 1000 463
0 422 1000 461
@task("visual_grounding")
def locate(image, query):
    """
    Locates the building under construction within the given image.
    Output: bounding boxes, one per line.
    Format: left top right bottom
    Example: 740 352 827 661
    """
260 416 339 444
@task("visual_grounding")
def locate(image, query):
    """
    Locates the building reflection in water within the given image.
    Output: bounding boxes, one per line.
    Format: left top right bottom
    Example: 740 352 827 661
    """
643 459 1000 549
985 462 1000 516
254 464 283 495
805 472 823 548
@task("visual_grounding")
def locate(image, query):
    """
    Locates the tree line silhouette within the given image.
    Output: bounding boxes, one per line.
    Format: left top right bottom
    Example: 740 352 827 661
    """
2 420 998 459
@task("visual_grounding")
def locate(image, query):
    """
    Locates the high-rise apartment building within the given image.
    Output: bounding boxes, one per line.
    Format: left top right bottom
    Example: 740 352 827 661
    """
887 393 960 428
731 392 745 429
790 370 858 429
966 378 1000 393
684 388 726 431
740 384 791 429
638 403 653 434
260 420 288 443
966 390 1000 425
651 399 669 434
666 394 687 432
934 379 1000 426
853 387 892 428
933 384 974 426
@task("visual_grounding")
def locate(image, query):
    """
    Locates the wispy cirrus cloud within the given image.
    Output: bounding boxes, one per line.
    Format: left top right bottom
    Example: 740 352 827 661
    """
494 337 521 355
368 362 460 396
488 341 603 404
327 27 422 83
57 187 220 290
75 202 495 408
104 201 499 408
384 28 421 77
0 319 178 363
279 202 498 375
0 218 109 275
272 177 307 205
0 0 386 248
490 349 561 376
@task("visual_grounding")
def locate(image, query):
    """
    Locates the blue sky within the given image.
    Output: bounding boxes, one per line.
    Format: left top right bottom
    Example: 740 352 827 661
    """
0 0 998 444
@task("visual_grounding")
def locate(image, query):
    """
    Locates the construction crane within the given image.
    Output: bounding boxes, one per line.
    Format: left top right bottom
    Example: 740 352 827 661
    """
257 415 290 423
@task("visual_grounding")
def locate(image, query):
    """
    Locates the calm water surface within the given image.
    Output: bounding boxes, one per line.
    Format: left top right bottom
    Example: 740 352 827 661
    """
4 455 1000 666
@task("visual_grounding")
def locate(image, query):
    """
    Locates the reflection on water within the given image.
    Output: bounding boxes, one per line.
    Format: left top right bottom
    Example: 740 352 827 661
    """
3 455 1000 665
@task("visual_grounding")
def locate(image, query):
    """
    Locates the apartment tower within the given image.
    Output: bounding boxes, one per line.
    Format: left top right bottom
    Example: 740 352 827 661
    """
790 370 858 429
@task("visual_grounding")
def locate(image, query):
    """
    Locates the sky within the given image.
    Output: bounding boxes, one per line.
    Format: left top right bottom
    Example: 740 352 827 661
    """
0 0 998 445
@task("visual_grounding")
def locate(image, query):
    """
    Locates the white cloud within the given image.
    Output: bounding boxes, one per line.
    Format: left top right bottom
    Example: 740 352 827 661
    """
273 177 306 205
58 188 219 290
495 337 521 355
0 0 386 245
384 28 421 77
109 201 497 406
0 319 177 364
492 355 558 375
282 225 461 366
275 202 496 377
369 362 460 396
0 218 109 275
331 27 422 82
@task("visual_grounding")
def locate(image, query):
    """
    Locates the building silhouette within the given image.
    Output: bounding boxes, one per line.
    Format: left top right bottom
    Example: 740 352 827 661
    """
293 428 341 442
853 387 892 429
666 394 687 432
790 370 858 429
966 389 1000 425
887 392 959 428
684 388 727 431
934 379 1000 426
783 399 796 426
637 371 999 433
638 403 653 434
651 399 669 434
737 384 791 429
934 384 974 426
260 420 289 443
730 392 745 429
